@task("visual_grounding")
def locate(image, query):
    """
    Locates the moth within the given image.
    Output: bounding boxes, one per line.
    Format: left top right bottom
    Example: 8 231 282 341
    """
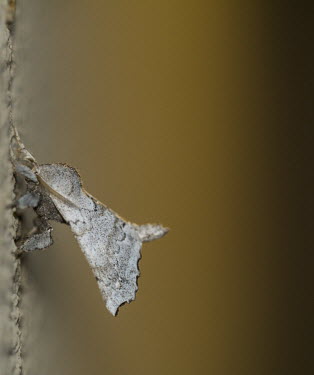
11 127 168 316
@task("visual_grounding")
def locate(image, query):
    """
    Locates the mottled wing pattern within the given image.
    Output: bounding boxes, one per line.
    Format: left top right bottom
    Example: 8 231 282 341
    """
38 164 167 315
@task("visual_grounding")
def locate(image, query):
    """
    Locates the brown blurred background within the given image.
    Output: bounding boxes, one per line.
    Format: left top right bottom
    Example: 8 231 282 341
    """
14 1 313 374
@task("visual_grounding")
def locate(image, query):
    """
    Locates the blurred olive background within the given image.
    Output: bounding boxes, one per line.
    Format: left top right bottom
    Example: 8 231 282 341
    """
14 1 312 375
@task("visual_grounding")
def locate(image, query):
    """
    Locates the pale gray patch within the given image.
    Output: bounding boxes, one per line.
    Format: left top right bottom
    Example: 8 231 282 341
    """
22 228 53 252
136 223 169 242
15 164 38 182
17 192 40 209
38 163 168 315
20 218 53 252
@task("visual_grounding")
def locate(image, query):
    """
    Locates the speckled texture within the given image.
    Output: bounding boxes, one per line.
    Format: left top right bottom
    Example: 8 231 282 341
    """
0 1 23 374
12 135 168 316
38 164 168 315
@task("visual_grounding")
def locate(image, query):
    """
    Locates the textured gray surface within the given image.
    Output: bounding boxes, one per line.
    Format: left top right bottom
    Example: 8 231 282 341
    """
13 152 168 316
38 163 168 315
0 1 21 374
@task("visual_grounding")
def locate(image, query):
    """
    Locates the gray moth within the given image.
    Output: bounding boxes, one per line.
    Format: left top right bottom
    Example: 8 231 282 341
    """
12 130 168 316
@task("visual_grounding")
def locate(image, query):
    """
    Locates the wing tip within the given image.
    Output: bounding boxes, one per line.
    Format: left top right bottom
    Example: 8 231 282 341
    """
137 223 169 242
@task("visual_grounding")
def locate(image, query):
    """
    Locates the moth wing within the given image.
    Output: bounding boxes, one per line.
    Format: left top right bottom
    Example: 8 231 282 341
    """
38 163 145 315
